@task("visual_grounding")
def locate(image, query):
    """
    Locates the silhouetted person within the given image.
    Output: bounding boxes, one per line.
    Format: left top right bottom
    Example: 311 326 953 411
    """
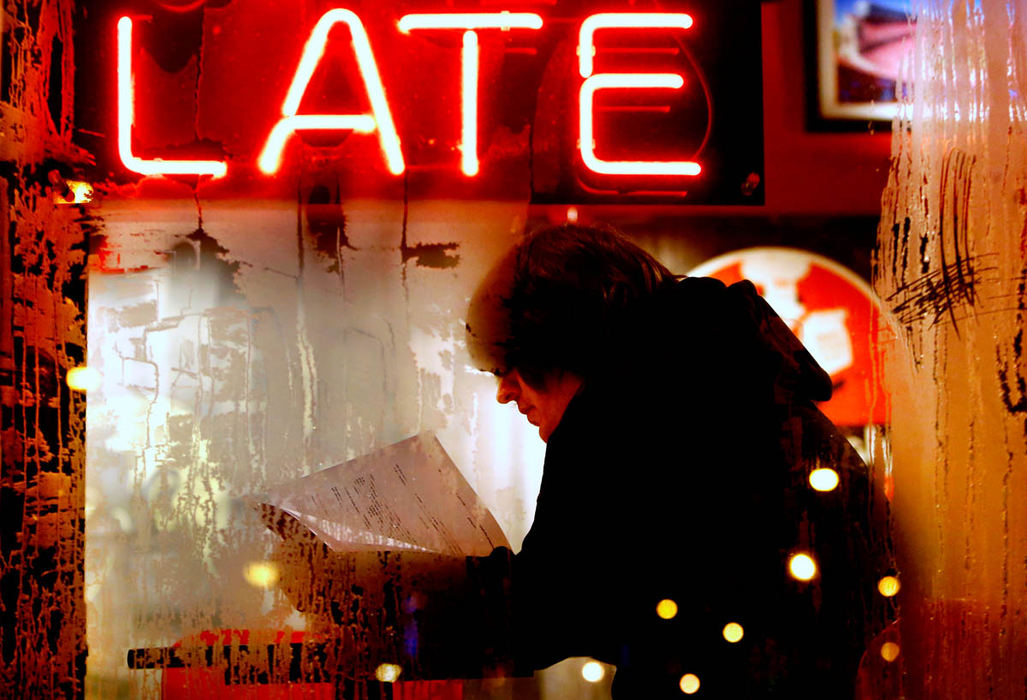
466 223 894 698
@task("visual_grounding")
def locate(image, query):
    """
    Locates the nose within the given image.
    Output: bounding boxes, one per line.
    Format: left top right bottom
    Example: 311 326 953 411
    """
496 372 519 404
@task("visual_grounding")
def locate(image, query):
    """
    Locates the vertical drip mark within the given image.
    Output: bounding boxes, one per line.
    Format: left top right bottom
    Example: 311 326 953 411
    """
400 168 410 292
933 344 948 591
295 178 316 461
335 179 345 286
193 190 204 233
194 7 204 145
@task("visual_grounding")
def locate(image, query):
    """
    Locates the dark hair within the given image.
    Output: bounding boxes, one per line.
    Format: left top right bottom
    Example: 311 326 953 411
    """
466 223 676 384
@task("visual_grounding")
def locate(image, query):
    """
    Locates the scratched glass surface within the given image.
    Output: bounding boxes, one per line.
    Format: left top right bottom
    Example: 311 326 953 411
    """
873 0 1027 696
84 198 553 697
80 1 1024 699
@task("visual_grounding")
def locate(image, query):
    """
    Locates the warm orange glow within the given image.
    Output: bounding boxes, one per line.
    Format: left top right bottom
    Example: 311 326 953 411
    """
398 13 543 177
54 180 94 205
579 73 700 176
375 663 403 682
788 552 817 581
117 17 228 178
258 9 404 175
242 561 279 588
877 575 901 597
581 660 605 682
66 367 102 392
809 467 840 492
655 598 678 619
679 673 700 694
577 13 694 77
880 641 900 662
722 622 744 643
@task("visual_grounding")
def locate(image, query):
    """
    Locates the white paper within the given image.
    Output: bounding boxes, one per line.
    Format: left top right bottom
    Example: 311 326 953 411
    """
257 433 509 556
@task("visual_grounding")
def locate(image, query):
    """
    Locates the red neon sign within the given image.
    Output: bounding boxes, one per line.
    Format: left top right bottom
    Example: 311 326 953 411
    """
577 13 700 177
257 9 404 176
116 10 708 182
117 17 227 178
397 13 544 177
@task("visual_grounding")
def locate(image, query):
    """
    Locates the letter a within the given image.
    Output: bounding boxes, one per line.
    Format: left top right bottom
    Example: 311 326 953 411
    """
258 9 404 175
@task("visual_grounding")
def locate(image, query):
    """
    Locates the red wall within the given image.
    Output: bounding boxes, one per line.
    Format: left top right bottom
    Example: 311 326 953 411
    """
760 0 892 215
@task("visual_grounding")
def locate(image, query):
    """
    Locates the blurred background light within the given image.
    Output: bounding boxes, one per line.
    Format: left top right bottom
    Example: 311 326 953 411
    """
809 467 839 492
54 180 94 204
242 561 279 589
656 598 678 619
880 642 900 662
67 366 102 392
375 663 403 682
722 622 744 643
877 575 900 597
679 673 700 694
581 660 605 683
788 553 817 581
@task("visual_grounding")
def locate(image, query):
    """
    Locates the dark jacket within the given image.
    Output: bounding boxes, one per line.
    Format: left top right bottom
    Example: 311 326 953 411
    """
510 277 894 698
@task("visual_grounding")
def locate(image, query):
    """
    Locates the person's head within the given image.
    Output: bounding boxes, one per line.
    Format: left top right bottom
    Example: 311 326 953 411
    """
466 223 676 440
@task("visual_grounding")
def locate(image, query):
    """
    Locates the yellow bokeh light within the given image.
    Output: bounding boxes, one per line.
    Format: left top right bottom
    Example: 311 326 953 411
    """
66 366 102 392
788 553 817 581
679 673 700 694
581 660 605 683
880 642 900 662
809 468 840 492
375 663 403 682
54 180 94 205
656 598 678 620
877 575 901 597
242 561 279 589
722 622 744 643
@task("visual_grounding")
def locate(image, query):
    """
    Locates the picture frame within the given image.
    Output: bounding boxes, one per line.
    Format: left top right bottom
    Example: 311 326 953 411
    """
807 0 914 129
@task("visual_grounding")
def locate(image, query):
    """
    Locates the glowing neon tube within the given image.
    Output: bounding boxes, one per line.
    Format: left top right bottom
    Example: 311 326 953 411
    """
117 17 228 178
579 73 701 176
258 9 404 175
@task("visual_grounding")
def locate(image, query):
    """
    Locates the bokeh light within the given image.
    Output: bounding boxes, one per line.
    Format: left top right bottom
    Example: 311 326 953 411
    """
581 660 605 683
809 467 840 492
54 180 94 204
788 553 817 581
375 663 403 682
656 598 678 619
880 642 900 662
679 673 700 694
722 622 744 643
67 366 102 392
877 575 900 597
242 561 279 588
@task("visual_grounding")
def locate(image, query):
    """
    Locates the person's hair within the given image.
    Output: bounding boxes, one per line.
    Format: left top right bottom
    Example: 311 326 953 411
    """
467 223 677 386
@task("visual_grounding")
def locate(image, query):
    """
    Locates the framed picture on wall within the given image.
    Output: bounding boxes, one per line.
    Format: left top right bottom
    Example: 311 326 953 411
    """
808 0 914 128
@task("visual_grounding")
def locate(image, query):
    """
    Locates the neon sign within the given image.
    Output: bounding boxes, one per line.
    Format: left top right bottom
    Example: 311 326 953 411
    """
103 1 763 204
398 13 545 177
577 14 700 177
256 9 403 176
117 17 228 178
